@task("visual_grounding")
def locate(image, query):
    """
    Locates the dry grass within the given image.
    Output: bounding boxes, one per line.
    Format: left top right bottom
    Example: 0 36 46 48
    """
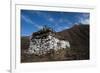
21 47 89 63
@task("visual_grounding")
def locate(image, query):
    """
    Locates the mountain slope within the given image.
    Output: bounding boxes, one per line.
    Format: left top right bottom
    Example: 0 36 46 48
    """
21 24 90 62
57 25 89 49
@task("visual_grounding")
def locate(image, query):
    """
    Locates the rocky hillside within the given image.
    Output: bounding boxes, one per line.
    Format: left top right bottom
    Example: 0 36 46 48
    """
57 24 89 50
21 24 89 62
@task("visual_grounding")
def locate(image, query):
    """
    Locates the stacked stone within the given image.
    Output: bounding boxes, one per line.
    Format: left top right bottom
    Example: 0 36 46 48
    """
28 26 70 55
28 32 57 55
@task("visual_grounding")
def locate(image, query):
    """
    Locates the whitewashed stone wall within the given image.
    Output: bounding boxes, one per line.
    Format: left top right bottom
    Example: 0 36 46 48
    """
28 34 70 55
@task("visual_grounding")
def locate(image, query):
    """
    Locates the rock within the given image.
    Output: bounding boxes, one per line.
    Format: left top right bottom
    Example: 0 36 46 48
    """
28 27 70 55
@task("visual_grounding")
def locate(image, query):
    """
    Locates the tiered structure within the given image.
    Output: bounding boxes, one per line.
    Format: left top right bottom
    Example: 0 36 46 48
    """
28 26 70 55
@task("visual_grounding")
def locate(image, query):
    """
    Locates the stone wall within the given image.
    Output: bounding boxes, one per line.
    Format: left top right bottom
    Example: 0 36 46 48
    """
28 34 70 55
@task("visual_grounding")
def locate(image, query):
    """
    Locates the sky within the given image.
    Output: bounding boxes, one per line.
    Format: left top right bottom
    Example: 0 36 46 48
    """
21 9 89 36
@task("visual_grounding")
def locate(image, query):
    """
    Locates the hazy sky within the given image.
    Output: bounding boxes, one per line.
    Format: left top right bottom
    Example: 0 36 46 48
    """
21 10 89 36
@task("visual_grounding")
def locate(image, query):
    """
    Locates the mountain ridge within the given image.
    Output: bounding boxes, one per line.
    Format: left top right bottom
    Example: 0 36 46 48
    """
21 24 89 50
57 24 89 49
21 24 89 62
